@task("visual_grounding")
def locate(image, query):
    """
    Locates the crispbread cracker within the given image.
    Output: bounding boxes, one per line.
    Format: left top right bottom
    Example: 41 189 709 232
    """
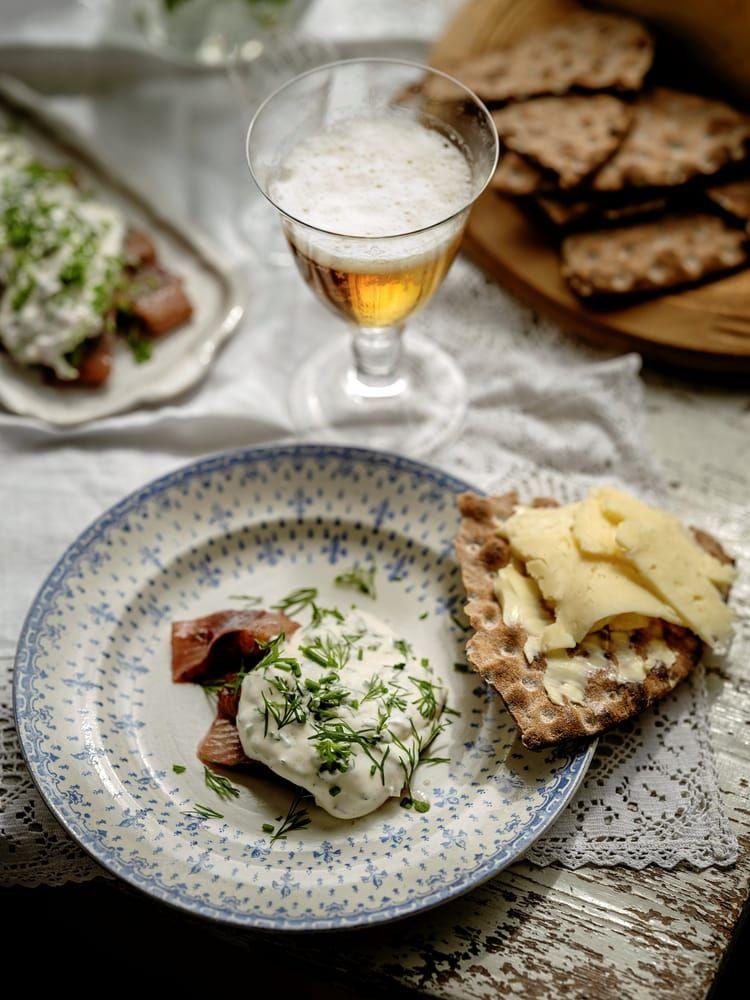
536 194 668 228
590 88 750 192
454 492 726 750
493 95 633 189
707 178 750 228
431 12 653 104
561 214 748 298
491 151 550 195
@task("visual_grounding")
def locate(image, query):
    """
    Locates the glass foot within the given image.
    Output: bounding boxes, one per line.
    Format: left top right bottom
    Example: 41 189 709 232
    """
288 331 467 457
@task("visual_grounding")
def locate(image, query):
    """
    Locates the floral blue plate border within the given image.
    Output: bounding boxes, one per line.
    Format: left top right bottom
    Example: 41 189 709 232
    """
14 444 594 930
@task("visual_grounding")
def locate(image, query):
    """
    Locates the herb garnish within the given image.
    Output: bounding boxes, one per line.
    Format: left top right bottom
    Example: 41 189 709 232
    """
273 586 319 617
265 789 311 843
172 764 186 774
125 328 153 363
229 593 262 605
300 633 353 672
409 676 440 720
204 766 240 802
184 803 224 820
334 562 377 599
273 586 343 628
394 638 413 660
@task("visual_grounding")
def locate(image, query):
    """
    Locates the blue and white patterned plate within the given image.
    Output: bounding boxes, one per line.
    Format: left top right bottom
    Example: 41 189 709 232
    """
14 445 593 930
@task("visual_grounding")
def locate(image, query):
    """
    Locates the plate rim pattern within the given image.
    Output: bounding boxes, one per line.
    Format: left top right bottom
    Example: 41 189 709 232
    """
13 443 595 930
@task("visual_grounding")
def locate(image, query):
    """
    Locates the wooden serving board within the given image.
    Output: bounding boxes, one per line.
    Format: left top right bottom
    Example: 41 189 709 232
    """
430 0 750 373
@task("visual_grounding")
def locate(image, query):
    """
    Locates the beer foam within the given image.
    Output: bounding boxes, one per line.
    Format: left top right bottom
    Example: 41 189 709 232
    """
269 115 474 240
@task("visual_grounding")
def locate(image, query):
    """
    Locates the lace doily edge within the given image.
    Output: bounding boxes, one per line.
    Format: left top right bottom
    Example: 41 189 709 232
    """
526 838 739 871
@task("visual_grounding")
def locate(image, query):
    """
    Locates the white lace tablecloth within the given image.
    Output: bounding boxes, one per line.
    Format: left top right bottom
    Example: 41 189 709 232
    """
0 9 742 886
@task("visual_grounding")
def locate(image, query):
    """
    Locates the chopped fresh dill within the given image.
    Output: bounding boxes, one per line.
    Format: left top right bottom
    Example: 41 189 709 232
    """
272 586 343 628
299 633 353 672
229 594 262 605
311 719 381 777
391 716 448 812
334 562 377 599
273 586 319 617
183 803 224 820
419 611 428 620
393 638 413 660
204 766 240 802
312 604 345 628
262 683 306 735
172 764 186 774
125 328 153 364
200 678 229 695
256 632 301 676
266 789 312 843
409 676 440 720
362 675 389 702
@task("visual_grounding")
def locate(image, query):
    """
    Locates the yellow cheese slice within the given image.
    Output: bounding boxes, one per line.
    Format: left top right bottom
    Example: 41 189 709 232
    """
572 493 619 556
493 561 679 705
590 486 736 592
499 504 683 654
614 517 733 649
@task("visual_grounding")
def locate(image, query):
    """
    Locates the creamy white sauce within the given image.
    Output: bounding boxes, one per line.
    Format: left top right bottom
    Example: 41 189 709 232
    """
236 607 446 819
0 133 126 378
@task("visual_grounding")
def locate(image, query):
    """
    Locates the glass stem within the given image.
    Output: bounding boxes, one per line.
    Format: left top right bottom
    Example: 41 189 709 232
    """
351 324 404 387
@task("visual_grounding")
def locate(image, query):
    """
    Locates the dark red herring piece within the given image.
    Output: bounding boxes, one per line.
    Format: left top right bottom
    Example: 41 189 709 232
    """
197 716 251 768
171 609 299 683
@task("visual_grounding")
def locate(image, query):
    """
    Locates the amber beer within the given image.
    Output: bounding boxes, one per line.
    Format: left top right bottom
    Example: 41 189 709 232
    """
284 227 464 327
269 114 473 329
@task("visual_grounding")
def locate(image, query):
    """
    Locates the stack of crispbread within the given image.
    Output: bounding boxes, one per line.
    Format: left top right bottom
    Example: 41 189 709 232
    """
454 488 735 749
437 9 750 300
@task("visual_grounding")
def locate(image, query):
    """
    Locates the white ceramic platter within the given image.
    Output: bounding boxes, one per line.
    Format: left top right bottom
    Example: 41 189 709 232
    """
15 444 594 930
0 76 245 425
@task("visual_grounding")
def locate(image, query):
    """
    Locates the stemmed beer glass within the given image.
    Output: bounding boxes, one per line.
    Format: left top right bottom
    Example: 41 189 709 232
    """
246 58 498 455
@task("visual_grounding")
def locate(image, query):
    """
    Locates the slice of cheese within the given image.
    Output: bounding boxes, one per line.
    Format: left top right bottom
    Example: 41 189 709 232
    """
592 486 736 590
586 486 736 592
572 493 619 556
494 563 553 661
493 562 678 705
614 518 733 649
499 503 683 654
